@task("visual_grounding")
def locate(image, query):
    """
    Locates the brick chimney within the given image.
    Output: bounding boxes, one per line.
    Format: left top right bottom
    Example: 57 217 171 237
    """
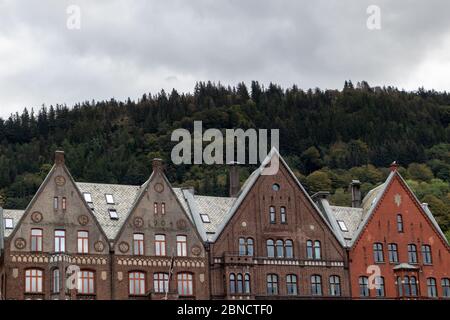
55 150 65 166
390 161 399 172
152 158 164 172
229 161 240 197
350 179 361 208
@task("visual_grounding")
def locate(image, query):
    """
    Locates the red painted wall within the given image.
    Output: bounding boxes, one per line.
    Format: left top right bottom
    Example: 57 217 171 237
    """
349 172 450 299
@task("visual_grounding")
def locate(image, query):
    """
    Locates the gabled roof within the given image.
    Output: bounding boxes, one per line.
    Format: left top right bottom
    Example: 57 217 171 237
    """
76 182 141 240
317 170 449 249
207 147 345 245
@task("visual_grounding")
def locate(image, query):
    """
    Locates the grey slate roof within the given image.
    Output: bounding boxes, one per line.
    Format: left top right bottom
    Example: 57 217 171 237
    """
76 182 141 240
328 206 363 246
2 209 25 237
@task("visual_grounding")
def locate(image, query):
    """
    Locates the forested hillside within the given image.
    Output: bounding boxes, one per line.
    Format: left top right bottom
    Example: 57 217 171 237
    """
0 81 449 238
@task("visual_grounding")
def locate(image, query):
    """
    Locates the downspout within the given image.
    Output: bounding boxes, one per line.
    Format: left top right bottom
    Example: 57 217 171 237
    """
110 243 115 300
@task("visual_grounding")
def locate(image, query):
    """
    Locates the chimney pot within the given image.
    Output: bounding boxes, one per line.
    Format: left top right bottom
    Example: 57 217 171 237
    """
350 179 361 208
152 158 163 171
390 161 399 172
55 151 65 165
229 162 240 197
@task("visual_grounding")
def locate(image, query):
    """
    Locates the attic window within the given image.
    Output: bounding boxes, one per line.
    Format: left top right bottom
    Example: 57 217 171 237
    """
200 214 211 223
109 209 118 220
337 220 349 232
105 194 114 205
4 218 13 229
83 193 92 203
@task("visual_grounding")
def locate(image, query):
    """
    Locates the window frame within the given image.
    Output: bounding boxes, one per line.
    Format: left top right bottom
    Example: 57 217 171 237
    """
388 243 398 263
77 270 95 295
311 275 322 296
30 228 43 252
329 275 341 296
286 274 298 295
266 274 279 295
421 244 432 265
77 231 89 254
176 235 188 257
373 242 384 263
427 278 437 298
397 214 404 232
408 244 418 264
54 229 66 253
133 233 145 256
105 194 115 205
129 271 146 296
266 239 275 258
269 206 276 224
280 206 287 224
154 234 166 256
153 272 169 294
25 269 43 293
4 218 13 229
177 272 193 296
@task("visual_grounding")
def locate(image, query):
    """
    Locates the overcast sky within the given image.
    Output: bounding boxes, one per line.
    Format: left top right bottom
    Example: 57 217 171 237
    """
1 0 449 118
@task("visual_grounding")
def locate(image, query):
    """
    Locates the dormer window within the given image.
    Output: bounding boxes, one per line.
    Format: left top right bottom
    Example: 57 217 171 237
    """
109 209 118 220
83 193 92 203
200 214 210 223
105 194 114 205
4 218 13 229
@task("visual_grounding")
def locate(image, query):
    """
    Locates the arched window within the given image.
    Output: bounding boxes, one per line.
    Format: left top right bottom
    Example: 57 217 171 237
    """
177 273 193 296
52 268 60 293
267 274 278 295
244 274 251 294
239 238 246 256
129 271 146 295
397 276 403 297
269 206 276 224
375 276 385 297
314 241 321 260
373 243 384 263
247 238 254 256
25 269 43 293
276 240 284 258
408 244 418 264
388 243 398 263
329 276 341 296
286 274 298 295
237 274 243 294
311 275 322 296
403 276 411 296
427 278 437 298
359 276 369 297
229 273 236 294
267 239 275 258
397 214 404 232
306 240 314 259
280 206 287 224
410 276 418 296
285 240 293 258
153 273 169 293
421 245 432 264
442 278 450 298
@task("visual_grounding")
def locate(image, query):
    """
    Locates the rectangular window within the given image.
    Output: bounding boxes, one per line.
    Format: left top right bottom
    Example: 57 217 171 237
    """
359 276 369 297
280 207 287 224
154 202 158 214
397 214 404 232
373 243 384 263
200 214 210 223
375 277 385 297
25 269 43 293
422 245 432 264
177 273 193 296
442 278 450 297
311 275 322 296
83 193 92 203
133 233 145 256
108 209 118 220
267 274 279 295
337 220 348 232
286 275 297 295
53 197 58 210
105 194 114 205
177 235 187 257
427 278 437 298
54 230 66 253
77 270 95 295
155 234 166 256
62 197 67 210
408 244 418 264
129 272 146 295
161 203 166 215
4 218 13 229
52 269 60 293
329 276 341 296
269 206 276 224
77 231 89 254
31 229 43 252
388 243 398 263
154 273 169 293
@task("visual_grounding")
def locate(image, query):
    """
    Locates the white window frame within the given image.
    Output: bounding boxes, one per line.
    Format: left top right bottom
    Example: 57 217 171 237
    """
337 220 348 232
83 193 92 203
200 214 210 223
4 218 13 229
108 209 118 219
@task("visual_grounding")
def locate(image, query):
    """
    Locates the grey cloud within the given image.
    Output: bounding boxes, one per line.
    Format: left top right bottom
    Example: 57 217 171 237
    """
0 0 449 118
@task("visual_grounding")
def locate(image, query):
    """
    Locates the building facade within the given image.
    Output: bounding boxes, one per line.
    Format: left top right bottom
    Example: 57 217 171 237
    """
0 150 449 300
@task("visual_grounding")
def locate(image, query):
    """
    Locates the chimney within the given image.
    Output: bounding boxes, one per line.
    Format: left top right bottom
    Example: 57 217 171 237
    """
350 180 361 208
390 161 399 172
152 158 163 172
55 150 65 166
229 161 240 197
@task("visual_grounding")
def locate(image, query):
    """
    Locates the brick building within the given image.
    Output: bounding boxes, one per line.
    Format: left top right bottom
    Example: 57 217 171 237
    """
314 163 450 299
0 150 448 300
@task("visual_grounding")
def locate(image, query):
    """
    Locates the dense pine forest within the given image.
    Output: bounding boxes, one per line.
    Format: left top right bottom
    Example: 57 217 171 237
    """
0 81 449 239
